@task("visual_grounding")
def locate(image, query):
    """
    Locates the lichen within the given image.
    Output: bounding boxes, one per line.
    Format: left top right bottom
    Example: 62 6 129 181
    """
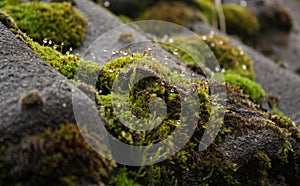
4 2 87 50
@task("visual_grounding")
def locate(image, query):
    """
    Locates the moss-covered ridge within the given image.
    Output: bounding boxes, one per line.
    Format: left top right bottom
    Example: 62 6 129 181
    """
3 1 87 50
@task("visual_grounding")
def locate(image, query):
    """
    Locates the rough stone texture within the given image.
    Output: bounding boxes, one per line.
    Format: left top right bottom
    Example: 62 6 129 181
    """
0 23 89 143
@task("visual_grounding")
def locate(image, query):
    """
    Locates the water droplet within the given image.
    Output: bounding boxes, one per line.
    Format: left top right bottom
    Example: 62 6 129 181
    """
53 45 57 50
176 120 181 125
168 38 174 43
210 42 215 47
123 50 128 56
104 1 110 7
161 81 165 86
164 55 168 60
221 68 226 73
215 66 220 72
191 73 195 77
202 35 207 41
69 47 73 52
103 48 108 53
147 46 152 51
111 49 116 55
240 0 247 7
240 50 244 55
62 103 67 107
219 40 224 45
43 38 47 44
117 103 121 108
171 87 176 93
48 40 52 45
181 73 186 77
242 65 247 70
108 69 114 73
66 51 70 55
98 90 102 94
61 42 64 46
173 49 179 55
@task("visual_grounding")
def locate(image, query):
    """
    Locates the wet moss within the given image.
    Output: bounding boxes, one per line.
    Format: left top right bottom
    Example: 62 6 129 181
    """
4 2 87 50
0 123 116 186
162 33 255 80
0 0 22 8
222 4 260 44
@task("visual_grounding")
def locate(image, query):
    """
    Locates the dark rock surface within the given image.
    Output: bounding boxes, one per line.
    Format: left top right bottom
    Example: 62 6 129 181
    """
0 23 89 144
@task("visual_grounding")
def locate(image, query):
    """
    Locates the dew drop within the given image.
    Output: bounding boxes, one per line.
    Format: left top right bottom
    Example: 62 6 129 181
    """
240 0 247 7
242 65 247 70
202 35 207 41
53 45 57 50
210 42 215 47
147 46 152 51
111 49 116 55
164 54 168 60
69 47 73 52
221 68 226 73
103 48 108 53
66 51 70 55
123 50 128 56
48 40 52 45
108 69 114 73
117 103 121 108
176 120 181 125
215 66 220 72
171 87 176 93
240 50 244 55
103 1 110 7
98 90 102 94
219 40 224 45
168 38 174 43
62 103 67 108
43 38 47 44
173 49 179 55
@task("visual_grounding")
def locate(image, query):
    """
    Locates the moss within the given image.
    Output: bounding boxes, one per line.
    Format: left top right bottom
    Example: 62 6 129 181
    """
222 4 260 44
138 2 207 26
0 0 22 8
261 5 293 33
1 123 116 185
224 73 265 104
4 2 87 50
20 89 45 110
117 31 134 43
194 0 216 24
111 168 141 186
161 33 255 80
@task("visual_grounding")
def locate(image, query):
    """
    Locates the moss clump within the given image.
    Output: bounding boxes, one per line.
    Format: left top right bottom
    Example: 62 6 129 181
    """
117 31 134 43
222 4 260 44
1 123 116 185
4 2 87 50
224 73 265 104
0 0 22 8
20 89 45 110
138 2 207 26
161 33 255 80
261 5 293 33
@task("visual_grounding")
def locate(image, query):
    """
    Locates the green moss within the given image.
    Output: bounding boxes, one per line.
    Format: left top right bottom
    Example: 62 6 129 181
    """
0 0 22 8
224 73 265 104
194 0 216 24
112 168 141 186
222 4 260 44
1 123 116 185
138 2 207 26
161 33 255 80
20 89 45 110
4 2 87 50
